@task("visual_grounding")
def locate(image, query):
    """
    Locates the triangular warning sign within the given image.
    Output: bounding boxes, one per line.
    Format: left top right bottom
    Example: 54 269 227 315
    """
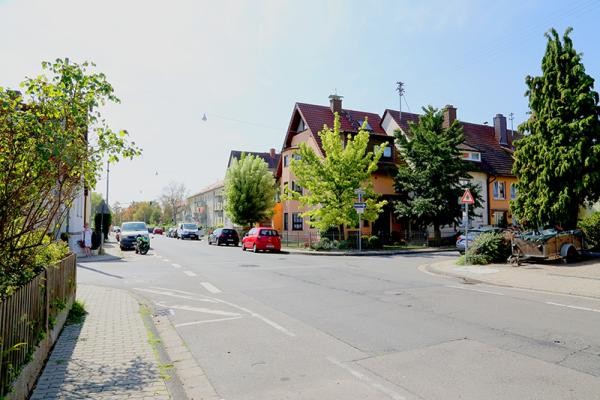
461 189 475 204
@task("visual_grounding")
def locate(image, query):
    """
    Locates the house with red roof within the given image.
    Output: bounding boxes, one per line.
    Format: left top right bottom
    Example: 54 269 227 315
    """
275 95 401 242
381 105 518 233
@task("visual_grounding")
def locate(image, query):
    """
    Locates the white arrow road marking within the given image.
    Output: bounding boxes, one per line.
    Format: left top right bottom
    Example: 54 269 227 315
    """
133 288 218 303
326 357 406 400
546 301 600 313
209 297 296 337
446 285 505 296
167 304 241 317
183 270 197 277
171 263 182 269
175 316 242 328
200 282 222 294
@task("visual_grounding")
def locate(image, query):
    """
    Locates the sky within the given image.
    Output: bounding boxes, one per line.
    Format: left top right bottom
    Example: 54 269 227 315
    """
1 0 599 206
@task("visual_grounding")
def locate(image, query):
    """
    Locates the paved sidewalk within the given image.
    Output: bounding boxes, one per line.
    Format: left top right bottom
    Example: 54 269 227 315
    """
427 258 600 299
30 285 171 399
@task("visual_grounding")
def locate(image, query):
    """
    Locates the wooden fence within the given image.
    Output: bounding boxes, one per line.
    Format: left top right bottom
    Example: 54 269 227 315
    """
0 253 77 397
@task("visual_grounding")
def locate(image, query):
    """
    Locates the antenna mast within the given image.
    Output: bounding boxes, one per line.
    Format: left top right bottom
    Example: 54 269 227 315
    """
396 82 405 123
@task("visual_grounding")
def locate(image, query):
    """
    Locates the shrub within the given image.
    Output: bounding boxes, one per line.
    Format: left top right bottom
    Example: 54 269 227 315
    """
34 240 69 269
338 239 354 250
579 212 600 249
311 237 332 251
464 232 510 265
367 235 382 250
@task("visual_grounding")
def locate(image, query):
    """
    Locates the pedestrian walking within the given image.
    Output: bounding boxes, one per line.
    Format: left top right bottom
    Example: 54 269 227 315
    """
83 223 92 257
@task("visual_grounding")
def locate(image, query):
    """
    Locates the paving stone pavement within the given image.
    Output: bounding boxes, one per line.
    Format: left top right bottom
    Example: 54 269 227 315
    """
30 284 171 400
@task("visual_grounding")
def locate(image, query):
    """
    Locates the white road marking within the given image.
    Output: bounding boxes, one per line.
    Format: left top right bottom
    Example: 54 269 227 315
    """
151 287 197 296
133 288 218 303
546 301 600 313
490 285 600 302
183 270 197 277
417 264 443 277
327 357 406 400
171 263 182 269
201 282 222 294
163 258 171 262
175 316 242 328
446 285 505 296
210 297 296 337
167 304 241 317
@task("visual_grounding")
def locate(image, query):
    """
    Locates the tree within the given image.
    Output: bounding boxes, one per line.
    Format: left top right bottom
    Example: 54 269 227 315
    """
160 182 187 223
394 106 481 241
0 59 140 293
513 28 600 229
224 154 276 226
285 114 387 234
132 201 162 225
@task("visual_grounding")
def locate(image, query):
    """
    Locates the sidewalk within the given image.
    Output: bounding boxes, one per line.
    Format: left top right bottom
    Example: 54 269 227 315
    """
283 246 454 256
30 285 171 400
76 239 123 263
427 257 600 299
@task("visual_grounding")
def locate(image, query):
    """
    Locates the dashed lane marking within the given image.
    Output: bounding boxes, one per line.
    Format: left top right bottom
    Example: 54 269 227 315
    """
200 282 222 294
171 263 182 269
182 270 197 277
133 288 218 303
446 285 505 296
546 301 600 313
151 287 197 296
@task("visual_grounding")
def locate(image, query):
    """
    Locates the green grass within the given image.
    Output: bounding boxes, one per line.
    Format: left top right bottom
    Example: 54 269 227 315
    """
66 301 87 325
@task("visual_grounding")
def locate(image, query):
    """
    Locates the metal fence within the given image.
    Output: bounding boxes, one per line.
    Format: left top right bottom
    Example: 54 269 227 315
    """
0 253 77 396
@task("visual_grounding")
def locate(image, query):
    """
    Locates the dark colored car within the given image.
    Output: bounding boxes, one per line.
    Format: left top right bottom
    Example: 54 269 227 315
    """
153 227 164 235
242 227 281 253
208 228 239 246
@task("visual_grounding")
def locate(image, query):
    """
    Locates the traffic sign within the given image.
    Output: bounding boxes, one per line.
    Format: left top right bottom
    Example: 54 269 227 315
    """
353 202 367 209
461 189 475 204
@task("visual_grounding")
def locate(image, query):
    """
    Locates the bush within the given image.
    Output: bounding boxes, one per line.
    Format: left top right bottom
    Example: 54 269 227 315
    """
34 240 69 269
311 237 332 251
367 235 382 250
579 212 600 249
464 232 510 265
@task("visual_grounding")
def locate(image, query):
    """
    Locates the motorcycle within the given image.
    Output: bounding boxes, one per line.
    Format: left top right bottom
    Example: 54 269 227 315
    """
135 235 150 255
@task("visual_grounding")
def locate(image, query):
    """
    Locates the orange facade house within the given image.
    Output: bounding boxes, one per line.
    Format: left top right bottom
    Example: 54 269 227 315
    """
274 95 402 242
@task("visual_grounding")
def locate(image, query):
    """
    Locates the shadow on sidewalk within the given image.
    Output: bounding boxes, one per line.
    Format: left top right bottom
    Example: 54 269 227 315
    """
34 319 162 398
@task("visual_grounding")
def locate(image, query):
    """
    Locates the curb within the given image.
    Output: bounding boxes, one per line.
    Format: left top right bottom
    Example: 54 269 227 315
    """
282 248 455 257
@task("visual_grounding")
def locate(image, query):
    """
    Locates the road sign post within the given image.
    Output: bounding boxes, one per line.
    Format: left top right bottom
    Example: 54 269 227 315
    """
354 189 365 252
460 189 475 253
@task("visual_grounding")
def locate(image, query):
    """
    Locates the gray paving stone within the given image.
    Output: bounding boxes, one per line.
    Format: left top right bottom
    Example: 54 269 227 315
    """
30 285 171 399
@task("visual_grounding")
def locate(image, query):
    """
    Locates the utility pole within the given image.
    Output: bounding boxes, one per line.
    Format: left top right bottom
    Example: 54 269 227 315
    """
396 81 405 124
99 160 110 254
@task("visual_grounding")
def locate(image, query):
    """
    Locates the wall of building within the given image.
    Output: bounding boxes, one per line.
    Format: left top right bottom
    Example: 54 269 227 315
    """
468 171 488 227
488 175 518 225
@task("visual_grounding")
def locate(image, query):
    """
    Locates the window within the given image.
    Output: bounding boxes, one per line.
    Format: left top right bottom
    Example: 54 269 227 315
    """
291 181 302 194
462 152 481 162
510 184 517 200
283 155 289 167
375 144 393 159
363 220 369 228
284 213 288 231
357 119 373 131
296 119 306 132
493 181 506 200
293 153 302 161
493 211 506 226
292 213 303 230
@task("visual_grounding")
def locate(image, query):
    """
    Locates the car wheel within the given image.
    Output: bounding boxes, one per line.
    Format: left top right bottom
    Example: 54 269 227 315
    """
242 244 246 251
253 244 258 253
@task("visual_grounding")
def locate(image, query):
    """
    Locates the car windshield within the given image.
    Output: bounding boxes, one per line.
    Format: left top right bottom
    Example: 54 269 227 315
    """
222 229 237 234
183 224 197 230
122 222 147 231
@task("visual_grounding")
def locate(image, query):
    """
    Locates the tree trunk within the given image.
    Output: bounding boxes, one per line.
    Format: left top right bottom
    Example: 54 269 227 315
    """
433 223 442 243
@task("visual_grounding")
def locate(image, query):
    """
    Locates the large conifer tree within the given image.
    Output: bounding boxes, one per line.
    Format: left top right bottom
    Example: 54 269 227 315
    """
513 28 600 229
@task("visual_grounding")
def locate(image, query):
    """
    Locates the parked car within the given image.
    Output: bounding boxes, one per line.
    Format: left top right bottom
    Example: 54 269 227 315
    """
153 227 164 235
177 223 201 240
208 228 239 246
147 227 155 233
119 221 150 250
456 227 503 254
242 227 281 253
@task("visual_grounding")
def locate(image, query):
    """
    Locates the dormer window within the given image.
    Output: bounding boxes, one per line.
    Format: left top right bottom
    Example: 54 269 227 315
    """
462 151 481 162
357 119 373 131
296 118 306 132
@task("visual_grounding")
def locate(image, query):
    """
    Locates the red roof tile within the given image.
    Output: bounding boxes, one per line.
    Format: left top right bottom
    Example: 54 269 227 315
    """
296 103 386 135
385 109 515 177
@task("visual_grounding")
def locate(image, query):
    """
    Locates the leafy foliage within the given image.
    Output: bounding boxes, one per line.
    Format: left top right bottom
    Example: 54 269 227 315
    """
464 232 510 265
224 153 276 226
513 28 600 229
286 113 387 232
0 58 140 294
579 211 600 249
394 106 482 240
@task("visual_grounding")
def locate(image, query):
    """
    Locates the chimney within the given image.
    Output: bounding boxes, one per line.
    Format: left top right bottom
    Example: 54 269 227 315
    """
443 105 457 128
269 148 276 158
494 113 509 146
329 94 343 114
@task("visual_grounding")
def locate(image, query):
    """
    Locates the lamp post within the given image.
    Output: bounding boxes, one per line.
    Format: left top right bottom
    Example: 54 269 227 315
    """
99 160 110 253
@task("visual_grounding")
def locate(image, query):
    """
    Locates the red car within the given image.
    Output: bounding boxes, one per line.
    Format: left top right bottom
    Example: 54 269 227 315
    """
242 227 281 253
153 227 164 235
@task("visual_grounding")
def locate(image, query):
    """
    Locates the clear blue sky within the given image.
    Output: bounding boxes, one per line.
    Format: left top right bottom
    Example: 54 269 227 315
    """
1 0 599 205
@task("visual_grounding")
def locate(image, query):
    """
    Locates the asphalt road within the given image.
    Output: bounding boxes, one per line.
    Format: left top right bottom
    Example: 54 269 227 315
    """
78 235 600 400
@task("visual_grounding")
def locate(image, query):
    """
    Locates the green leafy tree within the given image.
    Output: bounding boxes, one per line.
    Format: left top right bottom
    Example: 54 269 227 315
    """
0 59 140 294
285 114 387 234
513 28 600 229
224 154 276 226
394 106 481 241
